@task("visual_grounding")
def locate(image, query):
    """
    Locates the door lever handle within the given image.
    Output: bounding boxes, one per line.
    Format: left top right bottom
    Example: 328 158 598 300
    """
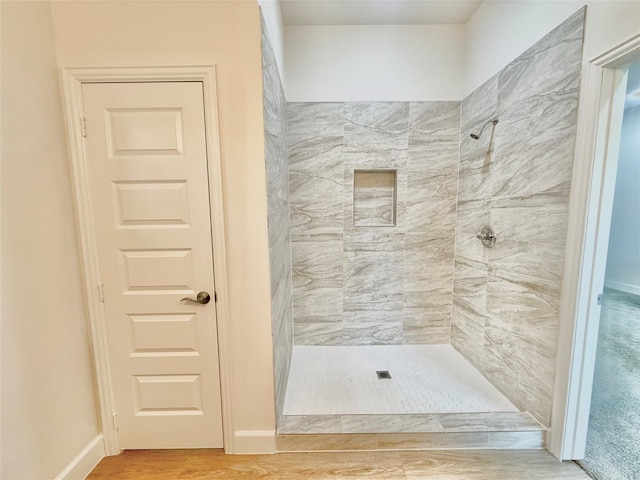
180 291 211 305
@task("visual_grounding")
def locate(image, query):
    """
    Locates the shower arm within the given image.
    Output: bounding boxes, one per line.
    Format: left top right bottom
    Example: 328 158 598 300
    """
470 118 499 139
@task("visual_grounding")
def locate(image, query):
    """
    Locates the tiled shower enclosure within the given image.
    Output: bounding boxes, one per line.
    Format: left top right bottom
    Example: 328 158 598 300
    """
262 9 586 427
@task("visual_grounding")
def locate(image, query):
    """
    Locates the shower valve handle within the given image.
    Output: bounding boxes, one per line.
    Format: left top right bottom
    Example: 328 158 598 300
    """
476 226 497 248
476 232 495 241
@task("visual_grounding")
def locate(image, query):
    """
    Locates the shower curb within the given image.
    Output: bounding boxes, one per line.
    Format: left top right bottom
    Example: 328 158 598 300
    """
276 411 546 452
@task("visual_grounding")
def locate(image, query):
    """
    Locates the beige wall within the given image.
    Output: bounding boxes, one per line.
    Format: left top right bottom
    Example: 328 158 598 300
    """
284 24 465 101
465 1 640 95
0 1 100 478
50 0 276 449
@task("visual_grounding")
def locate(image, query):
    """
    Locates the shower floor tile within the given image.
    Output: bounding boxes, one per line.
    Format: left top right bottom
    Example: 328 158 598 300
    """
283 344 517 415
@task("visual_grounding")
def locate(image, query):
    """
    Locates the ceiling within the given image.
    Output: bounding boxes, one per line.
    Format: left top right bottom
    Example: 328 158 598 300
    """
280 0 483 26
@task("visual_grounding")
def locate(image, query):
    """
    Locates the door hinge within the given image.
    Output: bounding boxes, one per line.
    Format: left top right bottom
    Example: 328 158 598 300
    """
215 291 217 303
98 282 105 302
112 412 119 431
80 116 87 137
597 293 603 305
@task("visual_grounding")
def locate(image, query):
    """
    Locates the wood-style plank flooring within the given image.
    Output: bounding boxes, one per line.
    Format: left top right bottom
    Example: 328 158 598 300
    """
88 449 590 479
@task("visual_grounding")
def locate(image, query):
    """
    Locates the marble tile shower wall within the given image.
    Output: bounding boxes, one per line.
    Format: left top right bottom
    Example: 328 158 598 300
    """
261 18 293 417
451 9 585 428
287 101 460 346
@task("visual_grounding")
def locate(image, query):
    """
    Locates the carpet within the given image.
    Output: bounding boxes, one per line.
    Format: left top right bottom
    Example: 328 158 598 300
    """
577 288 640 480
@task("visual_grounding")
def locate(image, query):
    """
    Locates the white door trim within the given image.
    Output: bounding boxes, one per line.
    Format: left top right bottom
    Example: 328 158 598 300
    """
60 66 235 455
551 33 640 459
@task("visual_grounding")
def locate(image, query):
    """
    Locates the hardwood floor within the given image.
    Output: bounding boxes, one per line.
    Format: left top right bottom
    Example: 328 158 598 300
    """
88 449 590 479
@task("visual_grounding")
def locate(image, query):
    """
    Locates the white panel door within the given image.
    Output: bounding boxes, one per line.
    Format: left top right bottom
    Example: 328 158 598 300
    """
82 82 223 449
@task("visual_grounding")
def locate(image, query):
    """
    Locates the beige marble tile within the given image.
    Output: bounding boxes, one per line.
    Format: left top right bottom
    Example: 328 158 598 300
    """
408 101 460 150
490 191 569 246
288 132 344 237
450 305 485 371
482 323 532 419
457 130 495 202
452 256 488 317
292 241 343 291
277 412 546 437
454 199 491 264
407 150 459 178
497 9 584 114
437 412 544 432
265 137 289 196
343 230 406 252
271 261 293 334
262 22 286 138
293 288 343 323
288 134 343 170
404 233 454 293
267 195 291 247
263 19 292 417
288 101 466 346
287 102 344 135
343 250 404 307
403 290 451 311
406 174 457 234
488 239 563 287
492 105 577 198
344 102 409 152
493 11 582 197
293 322 343 346
402 307 451 345
276 434 378 452
290 201 344 235
291 232 343 243
461 74 498 134
273 317 292 415
486 268 560 328
343 148 407 170
343 309 404 324
487 431 545 449
341 414 444 434
517 373 555 427
289 168 343 205
342 322 403 345
278 415 343 434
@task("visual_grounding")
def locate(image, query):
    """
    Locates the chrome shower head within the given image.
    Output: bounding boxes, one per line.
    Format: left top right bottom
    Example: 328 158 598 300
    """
470 118 499 140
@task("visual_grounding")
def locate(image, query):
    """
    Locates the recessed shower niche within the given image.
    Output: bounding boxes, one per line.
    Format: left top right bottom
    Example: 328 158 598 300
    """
353 169 397 227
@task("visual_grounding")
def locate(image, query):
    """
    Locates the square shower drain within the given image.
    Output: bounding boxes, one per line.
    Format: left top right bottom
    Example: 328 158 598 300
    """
376 371 392 379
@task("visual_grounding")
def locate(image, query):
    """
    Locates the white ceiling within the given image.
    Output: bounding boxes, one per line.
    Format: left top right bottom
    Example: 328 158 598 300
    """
280 0 483 26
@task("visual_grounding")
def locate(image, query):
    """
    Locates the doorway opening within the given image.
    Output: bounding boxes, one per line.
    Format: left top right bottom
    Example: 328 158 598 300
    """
577 58 640 480
551 34 640 463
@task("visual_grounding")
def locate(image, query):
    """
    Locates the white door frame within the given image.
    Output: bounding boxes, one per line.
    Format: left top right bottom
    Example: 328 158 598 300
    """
60 66 235 455
551 34 640 460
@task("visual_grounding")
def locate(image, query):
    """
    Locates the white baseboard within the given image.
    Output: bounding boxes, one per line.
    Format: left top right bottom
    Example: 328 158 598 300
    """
233 430 276 454
54 434 105 480
604 279 640 296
